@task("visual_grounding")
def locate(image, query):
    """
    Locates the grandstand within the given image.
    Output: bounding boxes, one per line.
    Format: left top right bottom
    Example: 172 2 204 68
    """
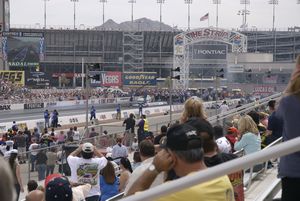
0 23 298 88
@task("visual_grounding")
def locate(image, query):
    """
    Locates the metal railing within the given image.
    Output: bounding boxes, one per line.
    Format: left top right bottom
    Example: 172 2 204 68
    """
121 136 300 201
208 92 282 125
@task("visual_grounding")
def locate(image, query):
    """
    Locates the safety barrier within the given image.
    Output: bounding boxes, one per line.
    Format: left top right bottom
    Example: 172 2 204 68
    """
0 99 240 134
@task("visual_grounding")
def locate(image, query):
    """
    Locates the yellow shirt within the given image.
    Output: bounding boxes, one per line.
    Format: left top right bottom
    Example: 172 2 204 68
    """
157 175 234 201
144 119 149 132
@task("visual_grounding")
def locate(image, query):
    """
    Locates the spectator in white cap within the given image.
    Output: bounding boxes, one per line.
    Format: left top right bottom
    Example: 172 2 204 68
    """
3 140 14 160
67 143 107 201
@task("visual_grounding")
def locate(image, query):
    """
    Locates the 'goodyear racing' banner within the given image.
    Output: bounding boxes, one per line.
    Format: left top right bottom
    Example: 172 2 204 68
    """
0 70 25 86
123 72 157 86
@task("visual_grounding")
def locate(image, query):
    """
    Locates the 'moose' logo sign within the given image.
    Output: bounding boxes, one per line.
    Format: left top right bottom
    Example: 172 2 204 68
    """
101 72 122 87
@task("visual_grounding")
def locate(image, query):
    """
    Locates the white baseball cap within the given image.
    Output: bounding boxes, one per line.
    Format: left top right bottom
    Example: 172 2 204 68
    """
11 149 18 154
82 143 94 153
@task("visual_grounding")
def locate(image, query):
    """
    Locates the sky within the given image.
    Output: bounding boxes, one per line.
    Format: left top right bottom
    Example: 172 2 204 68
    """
9 0 300 30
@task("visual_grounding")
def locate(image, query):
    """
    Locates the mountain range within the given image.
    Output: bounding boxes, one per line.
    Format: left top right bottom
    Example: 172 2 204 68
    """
93 18 179 31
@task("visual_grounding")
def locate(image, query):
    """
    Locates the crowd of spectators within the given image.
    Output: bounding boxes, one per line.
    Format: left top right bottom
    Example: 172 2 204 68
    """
0 94 283 201
0 56 298 201
0 78 247 105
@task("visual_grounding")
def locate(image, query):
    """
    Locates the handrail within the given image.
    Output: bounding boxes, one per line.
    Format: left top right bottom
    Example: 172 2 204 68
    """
121 136 300 201
208 92 282 124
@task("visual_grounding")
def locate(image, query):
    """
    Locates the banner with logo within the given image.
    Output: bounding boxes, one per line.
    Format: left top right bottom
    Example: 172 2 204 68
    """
253 85 275 95
24 103 44 110
123 72 157 86
192 44 227 60
101 71 122 87
26 71 50 87
0 70 25 86
263 75 278 84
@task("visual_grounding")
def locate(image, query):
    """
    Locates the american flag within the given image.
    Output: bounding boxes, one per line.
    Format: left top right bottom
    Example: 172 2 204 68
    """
200 13 209 21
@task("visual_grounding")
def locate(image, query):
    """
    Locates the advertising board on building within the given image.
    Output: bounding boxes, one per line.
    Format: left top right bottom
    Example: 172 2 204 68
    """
123 72 157 86
228 65 244 73
1 32 44 67
263 75 278 84
192 44 227 60
253 85 275 95
0 70 25 86
26 71 50 87
101 71 122 87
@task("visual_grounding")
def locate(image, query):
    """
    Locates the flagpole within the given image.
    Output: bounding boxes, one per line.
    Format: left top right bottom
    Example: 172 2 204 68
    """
208 13 210 27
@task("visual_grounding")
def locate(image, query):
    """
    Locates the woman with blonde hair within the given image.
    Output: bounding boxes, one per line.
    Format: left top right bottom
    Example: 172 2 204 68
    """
234 115 261 156
180 97 207 123
276 55 300 201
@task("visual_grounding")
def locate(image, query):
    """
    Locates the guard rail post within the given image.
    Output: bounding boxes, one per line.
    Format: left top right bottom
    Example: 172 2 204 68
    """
28 157 31 182
100 125 103 136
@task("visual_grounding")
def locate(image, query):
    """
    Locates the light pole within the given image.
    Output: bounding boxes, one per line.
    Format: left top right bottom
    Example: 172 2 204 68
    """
237 9 250 29
43 0 50 29
71 0 79 30
268 0 279 31
240 0 250 28
129 0 136 25
184 0 193 30
100 0 107 25
157 0 165 77
212 0 221 28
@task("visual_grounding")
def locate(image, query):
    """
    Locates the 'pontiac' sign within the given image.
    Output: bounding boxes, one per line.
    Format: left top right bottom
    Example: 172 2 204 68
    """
192 44 227 60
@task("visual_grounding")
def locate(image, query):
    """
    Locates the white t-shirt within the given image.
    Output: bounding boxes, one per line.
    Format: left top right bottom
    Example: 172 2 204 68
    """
220 104 229 114
29 143 39 156
216 137 232 153
67 155 107 198
73 131 81 141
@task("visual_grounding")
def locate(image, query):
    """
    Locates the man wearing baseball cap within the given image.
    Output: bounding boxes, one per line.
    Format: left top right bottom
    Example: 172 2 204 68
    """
126 124 234 201
67 143 107 201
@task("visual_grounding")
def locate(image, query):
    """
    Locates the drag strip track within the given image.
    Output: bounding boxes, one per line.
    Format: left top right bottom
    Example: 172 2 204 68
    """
0 103 132 122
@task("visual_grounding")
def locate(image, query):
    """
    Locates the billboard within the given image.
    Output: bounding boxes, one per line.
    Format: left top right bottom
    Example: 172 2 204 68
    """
26 71 50 87
101 71 122 87
0 70 25 86
123 72 157 86
253 85 275 95
192 44 227 60
2 32 44 67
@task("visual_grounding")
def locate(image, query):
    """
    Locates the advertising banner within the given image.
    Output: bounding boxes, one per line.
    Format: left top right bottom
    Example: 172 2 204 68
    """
2 32 44 67
24 103 44 110
0 70 25 86
101 71 122 87
123 72 157 86
253 85 275 95
26 71 50 87
228 65 244 73
89 71 122 87
263 75 278 84
192 44 227 60
0 104 11 110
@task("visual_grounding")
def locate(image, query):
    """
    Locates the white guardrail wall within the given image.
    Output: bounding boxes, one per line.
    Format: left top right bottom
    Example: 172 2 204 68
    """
0 99 240 133
0 97 131 112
